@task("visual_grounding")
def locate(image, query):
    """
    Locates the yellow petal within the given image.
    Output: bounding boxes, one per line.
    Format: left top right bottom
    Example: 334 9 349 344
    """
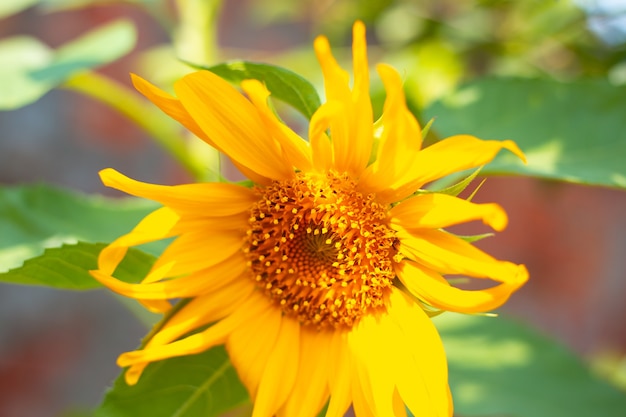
172 212 249 234
384 135 525 202
351 21 370 110
91 253 247 300
387 289 451 417
131 73 210 142
278 328 331 417
132 73 271 185
118 327 218 368
350 365 377 417
398 261 526 313
345 289 449 416
125 279 254 385
392 388 408 417
118 290 268 368
252 316 300 417
99 168 258 217
390 192 508 232
149 228 244 278
227 305 282 400
137 299 173 314
325 330 353 417
97 206 179 275
174 71 293 181
313 22 373 176
397 227 527 283
360 64 422 196
241 79 313 172
308 101 340 171
344 20 373 176
313 35 351 107
147 278 254 347
349 314 397 416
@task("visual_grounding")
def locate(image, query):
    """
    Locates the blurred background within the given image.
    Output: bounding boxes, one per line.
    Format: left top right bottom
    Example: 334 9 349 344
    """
1 0 626 416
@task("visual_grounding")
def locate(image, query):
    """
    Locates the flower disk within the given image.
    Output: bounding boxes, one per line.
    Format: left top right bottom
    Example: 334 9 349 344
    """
245 171 399 329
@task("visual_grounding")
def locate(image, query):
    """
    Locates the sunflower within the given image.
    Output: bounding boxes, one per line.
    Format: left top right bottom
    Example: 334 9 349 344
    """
91 21 528 417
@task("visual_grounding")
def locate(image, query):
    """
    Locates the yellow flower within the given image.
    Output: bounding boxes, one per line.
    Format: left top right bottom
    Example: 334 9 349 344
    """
92 21 528 417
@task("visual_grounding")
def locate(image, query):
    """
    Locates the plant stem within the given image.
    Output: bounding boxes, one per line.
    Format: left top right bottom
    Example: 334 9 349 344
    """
62 71 205 179
174 0 223 65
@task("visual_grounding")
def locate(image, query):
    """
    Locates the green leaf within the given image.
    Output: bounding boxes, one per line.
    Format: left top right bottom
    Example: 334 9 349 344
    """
0 19 136 109
0 184 159 273
44 19 136 82
0 36 54 109
437 313 626 417
424 78 626 189
191 60 321 120
96 346 250 417
0 242 154 289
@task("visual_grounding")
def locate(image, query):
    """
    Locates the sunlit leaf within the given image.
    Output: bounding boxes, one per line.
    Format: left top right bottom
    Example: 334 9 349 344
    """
0 19 136 109
424 78 626 189
403 38 464 108
0 184 159 273
95 346 250 417
189 60 322 120
438 313 626 417
46 19 135 81
0 36 54 109
0 242 154 289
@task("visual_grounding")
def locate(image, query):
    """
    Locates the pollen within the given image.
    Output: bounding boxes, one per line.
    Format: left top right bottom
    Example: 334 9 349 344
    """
245 171 399 329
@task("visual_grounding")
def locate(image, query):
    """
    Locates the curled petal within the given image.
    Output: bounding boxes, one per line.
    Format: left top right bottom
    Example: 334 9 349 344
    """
308 101 341 171
241 79 313 172
360 64 422 197
118 290 269 368
91 254 247 300
345 20 374 176
174 71 293 181
398 261 528 313
94 206 179 313
99 168 257 216
390 192 508 232
97 206 178 275
387 135 525 201
313 35 351 106
131 73 208 141
148 279 253 347
124 279 254 385
396 226 528 284
313 21 373 176
131 74 271 185
149 228 244 279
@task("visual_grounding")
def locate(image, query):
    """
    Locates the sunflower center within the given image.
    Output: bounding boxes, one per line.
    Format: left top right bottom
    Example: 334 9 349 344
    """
244 171 398 329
